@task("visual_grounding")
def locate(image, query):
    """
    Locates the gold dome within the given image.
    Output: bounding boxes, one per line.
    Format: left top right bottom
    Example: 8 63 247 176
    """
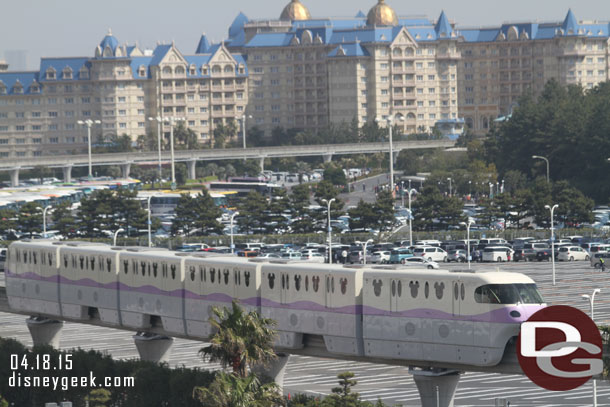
280 0 311 21
367 0 398 26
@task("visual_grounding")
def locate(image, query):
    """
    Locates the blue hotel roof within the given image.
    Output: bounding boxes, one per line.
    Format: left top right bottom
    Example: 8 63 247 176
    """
38 57 90 82
0 72 40 95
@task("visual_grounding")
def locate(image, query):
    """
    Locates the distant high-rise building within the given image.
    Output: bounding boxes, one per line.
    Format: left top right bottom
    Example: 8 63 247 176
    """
4 50 27 71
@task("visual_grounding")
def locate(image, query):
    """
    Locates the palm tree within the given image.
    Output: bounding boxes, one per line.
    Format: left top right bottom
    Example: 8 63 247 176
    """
193 371 283 407
199 301 278 377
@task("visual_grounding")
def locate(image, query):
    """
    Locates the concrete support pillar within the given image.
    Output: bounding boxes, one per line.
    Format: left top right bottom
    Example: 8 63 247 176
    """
120 162 132 179
411 368 460 407
187 159 197 180
26 317 63 348
61 165 73 183
392 149 401 164
252 353 290 391
323 154 333 163
9 167 20 187
133 332 173 363
258 157 265 172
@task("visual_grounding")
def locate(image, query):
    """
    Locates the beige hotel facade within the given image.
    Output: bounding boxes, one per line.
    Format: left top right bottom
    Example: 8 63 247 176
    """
1 1 610 158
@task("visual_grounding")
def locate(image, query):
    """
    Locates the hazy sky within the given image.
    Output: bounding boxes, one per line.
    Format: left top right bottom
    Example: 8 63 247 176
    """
2 0 610 70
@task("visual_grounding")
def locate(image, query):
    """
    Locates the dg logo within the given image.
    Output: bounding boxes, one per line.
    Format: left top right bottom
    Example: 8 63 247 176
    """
517 305 603 391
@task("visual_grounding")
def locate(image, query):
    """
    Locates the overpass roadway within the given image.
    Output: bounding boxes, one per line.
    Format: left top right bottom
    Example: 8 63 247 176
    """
0 139 456 186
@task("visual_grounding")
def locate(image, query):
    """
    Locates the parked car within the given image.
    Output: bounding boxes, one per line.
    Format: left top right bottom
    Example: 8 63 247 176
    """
557 246 590 261
513 248 537 262
589 244 610 254
447 249 467 262
536 249 552 261
257 253 281 259
412 246 448 262
389 248 414 264
237 250 259 258
482 246 511 262
177 243 210 251
591 252 610 269
301 252 325 263
371 251 391 264
401 256 440 269
281 252 303 260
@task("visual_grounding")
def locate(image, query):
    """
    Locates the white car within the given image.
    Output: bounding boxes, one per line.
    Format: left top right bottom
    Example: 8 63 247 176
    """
401 256 440 269
301 252 325 263
371 251 391 264
412 246 448 262
482 246 512 262
557 246 590 261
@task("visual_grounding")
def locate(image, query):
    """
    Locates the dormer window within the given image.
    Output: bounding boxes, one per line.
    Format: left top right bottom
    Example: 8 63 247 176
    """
30 85 40 93
62 68 73 79
138 65 146 77
0 85 6 95
201 66 208 75
79 68 89 79
189 64 196 75
13 86 23 94
46 68 56 80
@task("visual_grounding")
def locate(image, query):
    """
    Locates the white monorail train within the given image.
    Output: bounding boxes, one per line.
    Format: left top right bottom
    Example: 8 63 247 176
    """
5 241 546 367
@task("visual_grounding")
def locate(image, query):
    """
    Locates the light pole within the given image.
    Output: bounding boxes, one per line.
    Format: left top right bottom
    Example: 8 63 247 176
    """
362 239 374 265
447 177 452 197
147 196 153 247
461 219 475 269
42 205 52 237
400 181 405 207
77 119 101 179
545 204 559 286
237 115 253 150
582 289 601 407
532 155 550 183
376 115 403 196
468 180 472 197
113 228 124 246
322 198 336 263
407 188 416 247
148 116 164 179
230 211 240 254
164 117 185 190
489 182 494 199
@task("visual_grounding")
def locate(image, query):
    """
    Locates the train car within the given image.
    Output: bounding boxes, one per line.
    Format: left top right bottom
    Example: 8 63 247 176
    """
362 268 545 366
260 262 364 355
183 255 261 338
117 249 186 334
5 240 63 316
58 243 122 323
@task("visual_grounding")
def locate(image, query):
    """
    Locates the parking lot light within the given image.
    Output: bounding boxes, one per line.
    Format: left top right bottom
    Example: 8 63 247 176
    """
545 204 559 286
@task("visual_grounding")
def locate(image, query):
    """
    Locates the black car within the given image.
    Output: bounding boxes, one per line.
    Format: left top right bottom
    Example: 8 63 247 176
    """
536 249 552 261
513 248 537 262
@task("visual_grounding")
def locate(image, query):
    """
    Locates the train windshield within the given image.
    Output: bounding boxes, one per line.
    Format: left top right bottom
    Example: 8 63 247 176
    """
474 284 544 304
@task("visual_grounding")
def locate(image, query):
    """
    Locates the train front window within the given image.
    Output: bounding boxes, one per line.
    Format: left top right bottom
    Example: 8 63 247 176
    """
474 284 544 304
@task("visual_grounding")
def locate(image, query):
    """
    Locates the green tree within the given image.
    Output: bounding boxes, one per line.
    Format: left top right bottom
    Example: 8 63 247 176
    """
323 164 347 187
17 202 43 237
323 372 360 407
174 122 201 150
199 301 277 378
51 201 77 238
113 188 149 237
411 186 464 231
373 190 395 231
213 121 238 148
290 184 314 234
348 200 377 230
237 191 268 235
193 372 283 407
87 388 111 407
136 131 158 151
172 191 223 236
0 209 17 236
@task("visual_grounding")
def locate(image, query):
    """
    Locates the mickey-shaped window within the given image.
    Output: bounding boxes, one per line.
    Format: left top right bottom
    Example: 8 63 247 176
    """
434 282 445 300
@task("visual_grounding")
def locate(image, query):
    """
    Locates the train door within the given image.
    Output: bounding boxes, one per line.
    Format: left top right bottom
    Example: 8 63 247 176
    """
280 271 289 305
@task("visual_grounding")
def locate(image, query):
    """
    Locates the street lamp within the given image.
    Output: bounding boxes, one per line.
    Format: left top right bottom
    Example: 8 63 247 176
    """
582 289 601 407
407 188 416 247
545 204 559 286
532 155 550 183
113 228 124 246
362 239 374 265
230 211 240 254
322 198 336 263
77 119 101 179
461 219 475 269
147 196 153 247
42 205 52 237
148 116 164 179
237 115 253 150
376 115 404 196
160 117 186 190
447 178 452 197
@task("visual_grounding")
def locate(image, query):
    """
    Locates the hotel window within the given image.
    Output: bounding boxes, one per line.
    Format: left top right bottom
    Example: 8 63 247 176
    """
188 120 195 126
417 101 424 107
65 124 75 130
200 107 208 113
65 111 74 117
15 138 25 144
49 137 59 143
138 122 145 128
33 138 42 144
119 110 126 116
118 97 126 103
417 75 424 81
65 136 75 143
32 125 42 131
48 111 58 117
200 120 208 126
428 75 435 80
381 89 388 95
0 138 7 143
417 114 424 119
49 124 58 130
47 98 57 104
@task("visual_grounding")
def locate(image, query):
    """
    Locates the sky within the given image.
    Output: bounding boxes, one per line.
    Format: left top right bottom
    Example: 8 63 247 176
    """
2 0 610 70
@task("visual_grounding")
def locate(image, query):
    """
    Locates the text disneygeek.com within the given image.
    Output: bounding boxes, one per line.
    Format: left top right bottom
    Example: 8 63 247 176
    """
8 372 135 391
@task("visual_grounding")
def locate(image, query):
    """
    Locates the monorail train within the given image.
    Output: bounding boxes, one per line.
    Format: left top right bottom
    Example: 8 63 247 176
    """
5 241 546 367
